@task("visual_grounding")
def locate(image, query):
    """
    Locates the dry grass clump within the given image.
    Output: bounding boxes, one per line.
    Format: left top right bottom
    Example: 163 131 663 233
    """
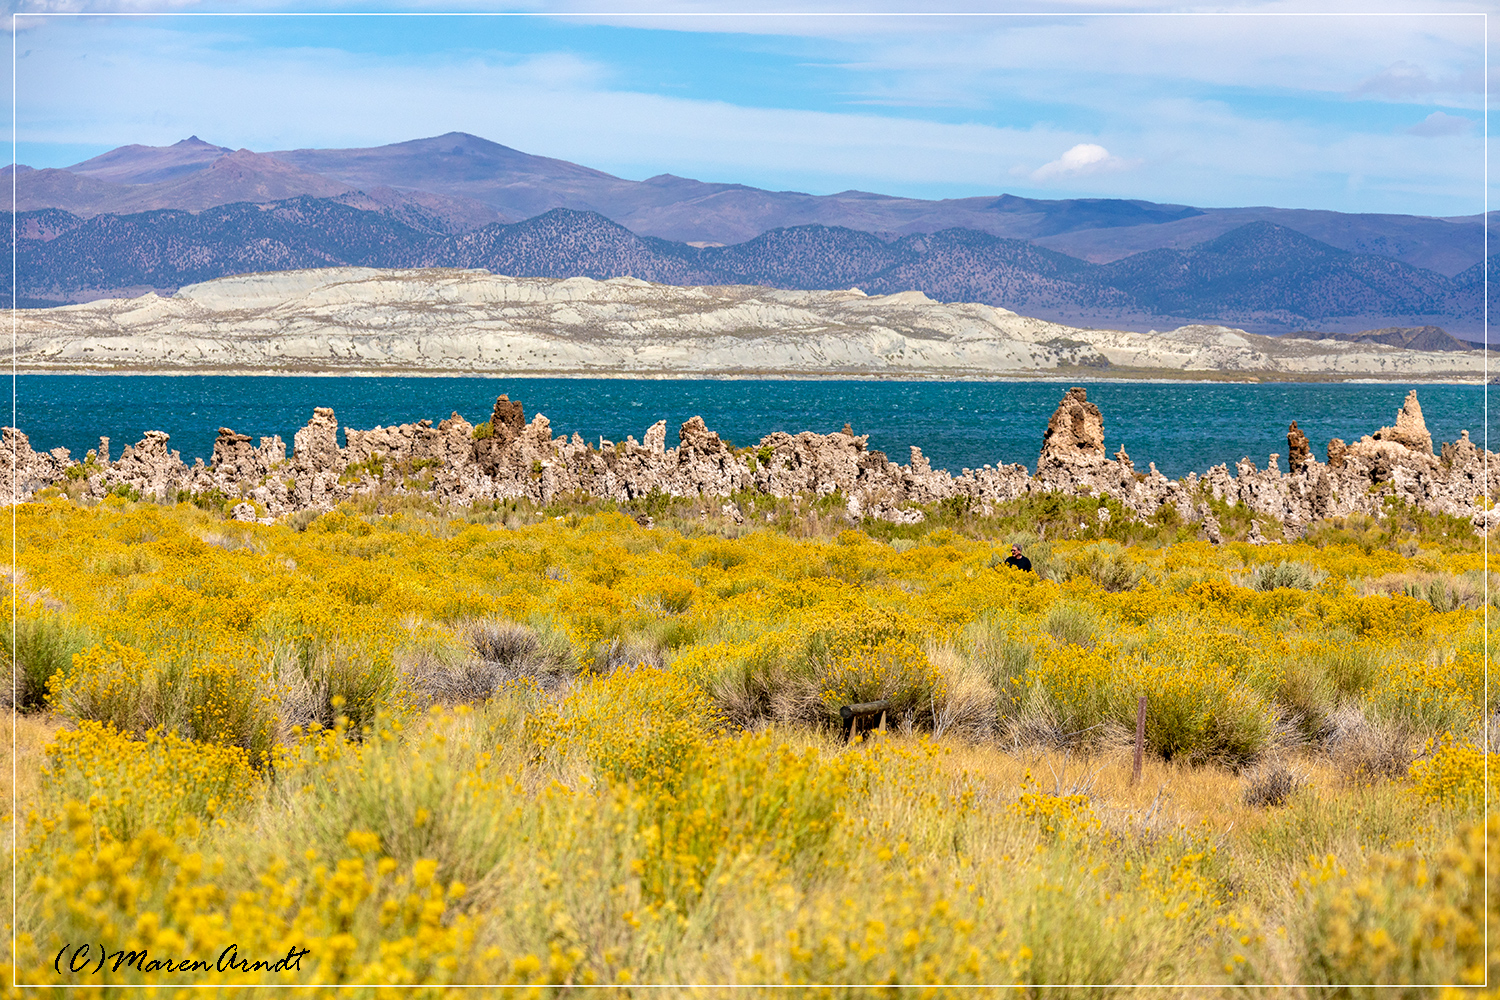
1242 559 1327 592
405 619 580 702
1322 704 1417 783
3 605 90 711
1241 761 1301 808
1357 568 1493 611
924 643 998 740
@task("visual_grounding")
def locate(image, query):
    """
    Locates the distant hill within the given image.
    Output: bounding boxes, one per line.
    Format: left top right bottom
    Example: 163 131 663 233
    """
8 202 1485 338
1283 325 1474 353
67 135 234 184
10 131 1489 277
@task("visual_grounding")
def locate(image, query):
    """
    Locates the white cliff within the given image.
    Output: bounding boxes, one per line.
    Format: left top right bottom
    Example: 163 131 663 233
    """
14 267 1486 379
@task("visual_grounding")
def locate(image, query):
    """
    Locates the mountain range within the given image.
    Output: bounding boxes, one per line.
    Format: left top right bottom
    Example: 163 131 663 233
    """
8 132 1494 338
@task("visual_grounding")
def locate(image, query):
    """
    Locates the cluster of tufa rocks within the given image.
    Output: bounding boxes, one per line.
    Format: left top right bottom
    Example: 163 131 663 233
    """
3 388 1493 538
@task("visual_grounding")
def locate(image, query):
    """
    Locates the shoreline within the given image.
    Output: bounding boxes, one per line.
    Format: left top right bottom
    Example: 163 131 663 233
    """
7 385 1492 539
12 366 1488 385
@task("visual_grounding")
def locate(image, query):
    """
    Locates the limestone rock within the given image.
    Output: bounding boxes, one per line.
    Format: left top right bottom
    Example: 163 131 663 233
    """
113 431 187 501
475 396 526 475
490 395 526 446
755 429 871 498
0 428 69 497
678 416 731 464
643 421 667 455
8 384 1500 538
259 436 286 466
1370 390 1433 455
1196 502 1222 544
212 427 257 479
1342 391 1442 483
1287 421 1310 474
1310 467 1334 519
1039 387 1106 469
293 408 343 472
1442 430 1481 470
1327 438 1347 469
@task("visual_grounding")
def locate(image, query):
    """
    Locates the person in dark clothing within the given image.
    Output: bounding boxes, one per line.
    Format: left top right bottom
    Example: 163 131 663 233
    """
1003 543 1032 573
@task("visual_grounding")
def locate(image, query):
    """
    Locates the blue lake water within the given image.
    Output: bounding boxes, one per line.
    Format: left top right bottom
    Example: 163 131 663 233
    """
14 376 1492 481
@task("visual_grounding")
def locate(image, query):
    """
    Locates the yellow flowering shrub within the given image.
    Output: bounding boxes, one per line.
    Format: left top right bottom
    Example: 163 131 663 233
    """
534 665 725 789
817 637 947 720
1288 818 1491 988
1409 736 1487 806
19 816 499 987
34 720 256 843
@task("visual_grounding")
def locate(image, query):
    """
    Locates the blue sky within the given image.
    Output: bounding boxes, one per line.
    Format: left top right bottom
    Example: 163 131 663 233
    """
8 4 1491 217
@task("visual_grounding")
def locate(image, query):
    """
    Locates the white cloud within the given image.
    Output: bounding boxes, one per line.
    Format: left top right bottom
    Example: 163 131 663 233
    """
1404 110 1475 137
1029 143 1133 182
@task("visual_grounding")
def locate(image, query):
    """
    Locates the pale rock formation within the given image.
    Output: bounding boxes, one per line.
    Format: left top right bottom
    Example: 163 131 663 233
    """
9 388 1496 536
1287 422 1310 474
111 431 186 501
1342 392 1444 489
0 429 72 500
1370 390 1434 455
678 416 732 466
1038 387 1106 470
212 428 257 480
346 413 474 470
17 268 1485 379
293 408 343 473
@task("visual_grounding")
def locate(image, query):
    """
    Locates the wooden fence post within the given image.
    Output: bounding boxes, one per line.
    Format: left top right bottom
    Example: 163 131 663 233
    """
1132 695 1147 785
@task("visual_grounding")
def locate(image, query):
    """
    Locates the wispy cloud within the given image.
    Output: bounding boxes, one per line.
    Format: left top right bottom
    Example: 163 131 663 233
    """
1404 110 1475 137
1353 59 1483 101
7 8 1492 217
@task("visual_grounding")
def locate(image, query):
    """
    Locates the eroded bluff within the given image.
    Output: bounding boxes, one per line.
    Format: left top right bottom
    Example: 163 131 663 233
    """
5 388 1494 538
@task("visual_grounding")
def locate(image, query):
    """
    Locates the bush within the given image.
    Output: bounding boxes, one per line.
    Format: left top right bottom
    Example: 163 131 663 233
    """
961 613 1035 716
1408 737 1486 806
533 665 725 790
48 640 157 733
1242 763 1300 807
1060 542 1144 592
5 606 89 711
1046 601 1099 648
816 638 947 725
1288 820 1488 987
41 720 256 842
1248 560 1326 592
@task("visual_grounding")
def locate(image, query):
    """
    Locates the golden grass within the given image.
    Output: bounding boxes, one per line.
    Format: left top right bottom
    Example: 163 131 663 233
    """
1 710 63 821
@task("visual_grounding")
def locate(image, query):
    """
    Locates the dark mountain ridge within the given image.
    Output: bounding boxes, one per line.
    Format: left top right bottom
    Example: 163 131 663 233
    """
9 201 1485 337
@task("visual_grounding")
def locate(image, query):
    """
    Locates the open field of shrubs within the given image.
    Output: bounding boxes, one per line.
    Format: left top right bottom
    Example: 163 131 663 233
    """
3 489 1494 994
